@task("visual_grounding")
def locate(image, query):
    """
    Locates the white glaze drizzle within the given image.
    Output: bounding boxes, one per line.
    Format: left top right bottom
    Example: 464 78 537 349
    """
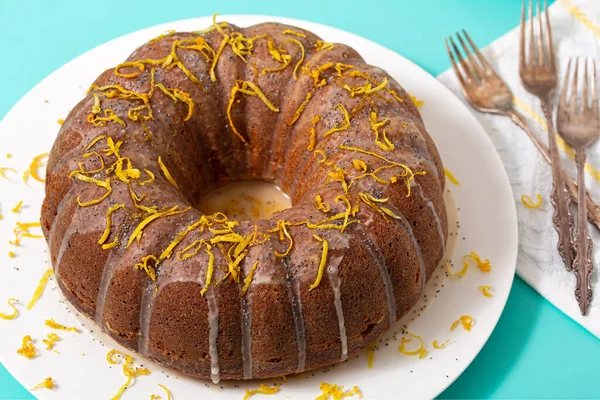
240 296 253 379
326 253 348 361
385 202 427 292
94 245 126 326
54 224 74 279
281 257 306 373
355 224 397 324
47 185 75 254
205 286 220 384
414 184 446 259
137 284 155 356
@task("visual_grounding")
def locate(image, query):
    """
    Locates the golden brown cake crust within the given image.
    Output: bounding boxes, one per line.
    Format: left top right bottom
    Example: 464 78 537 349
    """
41 19 448 381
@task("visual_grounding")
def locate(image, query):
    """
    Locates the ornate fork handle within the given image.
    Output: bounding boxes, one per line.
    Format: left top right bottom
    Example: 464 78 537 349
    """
573 149 594 315
541 100 575 270
509 110 600 232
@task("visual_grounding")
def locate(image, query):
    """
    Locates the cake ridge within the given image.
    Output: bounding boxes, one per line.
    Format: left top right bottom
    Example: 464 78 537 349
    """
282 257 307 373
415 184 447 261
386 202 427 293
354 224 397 325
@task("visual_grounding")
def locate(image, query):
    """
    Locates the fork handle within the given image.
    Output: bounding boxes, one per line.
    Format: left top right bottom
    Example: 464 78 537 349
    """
573 149 594 315
508 110 600 233
541 100 576 271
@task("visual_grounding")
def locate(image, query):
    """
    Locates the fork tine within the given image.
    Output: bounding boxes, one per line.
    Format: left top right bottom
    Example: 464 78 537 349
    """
536 0 545 66
560 58 572 108
583 58 589 109
449 36 476 81
570 58 580 109
444 38 467 88
520 0 527 69
456 31 483 78
529 0 536 66
544 0 556 69
461 30 493 72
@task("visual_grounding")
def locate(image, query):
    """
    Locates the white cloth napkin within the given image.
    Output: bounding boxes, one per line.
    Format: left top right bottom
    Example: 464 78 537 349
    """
438 0 600 337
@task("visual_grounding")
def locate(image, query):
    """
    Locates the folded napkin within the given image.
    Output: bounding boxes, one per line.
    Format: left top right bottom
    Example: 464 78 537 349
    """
438 0 600 337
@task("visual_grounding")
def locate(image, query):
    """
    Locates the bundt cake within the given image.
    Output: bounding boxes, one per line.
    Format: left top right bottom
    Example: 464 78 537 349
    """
41 16 448 382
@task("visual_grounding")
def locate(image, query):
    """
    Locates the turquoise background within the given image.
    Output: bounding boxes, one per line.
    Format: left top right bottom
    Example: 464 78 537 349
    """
1 0 599 398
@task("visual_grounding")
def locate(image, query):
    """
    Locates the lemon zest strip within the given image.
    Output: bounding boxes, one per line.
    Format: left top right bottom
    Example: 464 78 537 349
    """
323 104 351 137
114 61 145 79
445 259 468 277
107 349 151 400
159 219 204 261
262 37 292 75
243 383 279 400
154 84 195 121
134 255 159 291
0 298 18 320
399 330 428 360
28 153 49 183
45 318 79 332
268 220 294 258
157 156 181 190
228 80 280 143
521 194 542 209
451 315 474 332
127 206 188 248
42 333 60 350
433 338 450 349
309 234 329 290
0 167 17 179
369 112 394 151
71 173 112 207
367 342 376 369
314 40 334 51
12 201 23 213
444 168 460 185
27 269 54 310
140 169 156 186
282 29 306 38
288 89 314 125
31 377 54 390
339 144 424 196
148 29 176 44
240 261 259 297
314 194 331 212
315 382 362 400
463 251 492 272
9 221 43 246
479 285 493 297
99 204 125 245
335 63 354 77
285 38 305 79
17 335 36 358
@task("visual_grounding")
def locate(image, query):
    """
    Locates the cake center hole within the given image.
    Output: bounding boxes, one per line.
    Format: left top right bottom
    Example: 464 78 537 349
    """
196 180 291 221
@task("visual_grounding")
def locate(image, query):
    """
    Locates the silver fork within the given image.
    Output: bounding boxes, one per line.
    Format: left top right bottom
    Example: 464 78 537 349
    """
520 0 575 272
443 31 600 232
557 58 599 315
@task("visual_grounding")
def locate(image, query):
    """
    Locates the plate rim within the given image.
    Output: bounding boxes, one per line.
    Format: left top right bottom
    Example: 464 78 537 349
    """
0 14 519 399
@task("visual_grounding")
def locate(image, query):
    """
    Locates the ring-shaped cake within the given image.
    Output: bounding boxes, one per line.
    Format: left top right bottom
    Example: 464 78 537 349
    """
41 16 448 382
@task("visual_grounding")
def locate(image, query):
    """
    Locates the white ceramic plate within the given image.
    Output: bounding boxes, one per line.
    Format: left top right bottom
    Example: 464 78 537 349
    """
0 15 518 400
